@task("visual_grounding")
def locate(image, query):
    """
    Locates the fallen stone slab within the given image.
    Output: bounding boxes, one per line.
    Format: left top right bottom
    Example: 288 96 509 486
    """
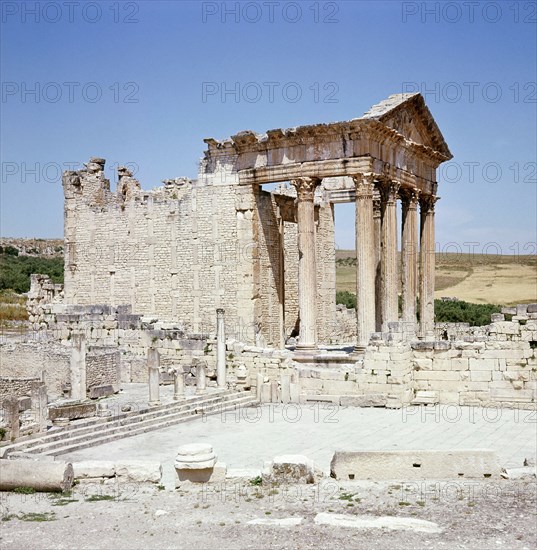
115 460 162 483
330 449 500 480
0 459 74 493
247 517 303 526
73 460 115 479
313 513 442 534
48 402 97 421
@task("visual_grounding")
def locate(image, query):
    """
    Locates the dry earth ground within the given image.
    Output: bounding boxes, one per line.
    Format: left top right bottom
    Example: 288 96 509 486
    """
1 479 536 550
336 252 537 305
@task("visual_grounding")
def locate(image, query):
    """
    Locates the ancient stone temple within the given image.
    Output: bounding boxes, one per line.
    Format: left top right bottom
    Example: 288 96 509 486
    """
61 93 452 350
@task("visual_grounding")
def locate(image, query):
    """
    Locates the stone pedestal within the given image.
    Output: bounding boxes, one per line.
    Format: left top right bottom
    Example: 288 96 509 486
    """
147 348 160 406
174 443 226 486
291 177 321 351
216 308 227 388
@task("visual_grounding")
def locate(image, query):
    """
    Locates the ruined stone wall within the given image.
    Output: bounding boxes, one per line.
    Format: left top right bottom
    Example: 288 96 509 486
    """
412 317 537 407
0 376 41 401
0 342 70 399
283 221 299 339
27 274 64 329
61 161 317 346
86 349 121 392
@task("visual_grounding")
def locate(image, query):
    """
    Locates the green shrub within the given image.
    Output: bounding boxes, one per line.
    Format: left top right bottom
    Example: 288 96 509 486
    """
434 300 501 326
0 253 63 293
336 290 356 309
336 291 500 327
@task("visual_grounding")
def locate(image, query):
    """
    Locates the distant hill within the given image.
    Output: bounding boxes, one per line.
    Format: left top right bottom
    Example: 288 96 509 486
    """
0 238 63 258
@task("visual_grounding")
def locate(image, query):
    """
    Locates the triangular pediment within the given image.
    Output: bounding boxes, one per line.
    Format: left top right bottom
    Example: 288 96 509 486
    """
362 93 452 160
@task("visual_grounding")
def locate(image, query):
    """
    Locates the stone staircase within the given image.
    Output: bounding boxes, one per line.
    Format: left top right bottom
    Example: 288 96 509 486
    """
0 389 257 458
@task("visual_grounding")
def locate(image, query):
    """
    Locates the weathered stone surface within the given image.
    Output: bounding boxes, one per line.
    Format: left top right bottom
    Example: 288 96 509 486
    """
88 384 115 399
115 460 162 483
73 460 115 479
175 462 226 486
330 449 500 480
340 394 386 407
262 455 321 484
313 513 442 534
48 402 96 421
0 460 74 492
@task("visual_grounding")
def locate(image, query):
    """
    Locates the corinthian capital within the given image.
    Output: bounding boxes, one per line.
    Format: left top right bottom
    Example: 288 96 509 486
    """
351 173 375 198
399 187 420 209
419 194 438 214
378 179 400 204
291 177 321 201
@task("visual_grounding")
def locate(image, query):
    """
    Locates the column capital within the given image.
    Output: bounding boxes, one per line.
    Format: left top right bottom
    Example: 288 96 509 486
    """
351 173 376 198
419 194 439 213
290 177 321 201
377 179 400 204
400 187 420 209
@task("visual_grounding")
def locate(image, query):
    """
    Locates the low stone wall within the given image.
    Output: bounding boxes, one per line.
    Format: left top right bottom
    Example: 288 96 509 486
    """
412 324 536 407
0 341 124 400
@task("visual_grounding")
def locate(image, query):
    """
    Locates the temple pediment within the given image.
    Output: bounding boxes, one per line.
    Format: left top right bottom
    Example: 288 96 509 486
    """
361 93 452 160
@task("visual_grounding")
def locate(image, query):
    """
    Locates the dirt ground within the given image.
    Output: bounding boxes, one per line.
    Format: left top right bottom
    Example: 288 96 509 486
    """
1 478 536 549
336 252 537 306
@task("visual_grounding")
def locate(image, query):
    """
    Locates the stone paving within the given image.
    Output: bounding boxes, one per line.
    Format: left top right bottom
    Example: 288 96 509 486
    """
63 385 537 488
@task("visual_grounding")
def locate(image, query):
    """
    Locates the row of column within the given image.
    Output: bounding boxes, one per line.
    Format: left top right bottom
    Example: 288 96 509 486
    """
290 174 437 352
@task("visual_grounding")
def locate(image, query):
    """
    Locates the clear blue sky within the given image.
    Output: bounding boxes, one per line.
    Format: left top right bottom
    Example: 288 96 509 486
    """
1 0 536 256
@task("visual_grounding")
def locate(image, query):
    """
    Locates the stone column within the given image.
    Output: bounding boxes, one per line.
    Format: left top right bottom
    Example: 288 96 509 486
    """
4 397 20 440
419 195 437 339
353 174 376 350
196 359 207 393
379 180 400 330
30 381 48 432
172 369 185 400
147 348 160 406
216 309 226 388
291 176 321 351
70 333 86 401
400 187 420 331
373 191 382 332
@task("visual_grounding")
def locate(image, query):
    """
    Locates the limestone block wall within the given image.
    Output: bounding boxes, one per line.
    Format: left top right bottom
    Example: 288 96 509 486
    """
283 220 299 338
0 342 70 399
316 201 336 343
412 319 537 407
27 274 64 329
86 349 121 391
0 340 123 400
0 376 41 401
61 161 338 347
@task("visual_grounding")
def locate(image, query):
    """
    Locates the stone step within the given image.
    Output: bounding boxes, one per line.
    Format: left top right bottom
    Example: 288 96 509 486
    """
33 395 257 456
1 390 254 456
1 389 238 454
